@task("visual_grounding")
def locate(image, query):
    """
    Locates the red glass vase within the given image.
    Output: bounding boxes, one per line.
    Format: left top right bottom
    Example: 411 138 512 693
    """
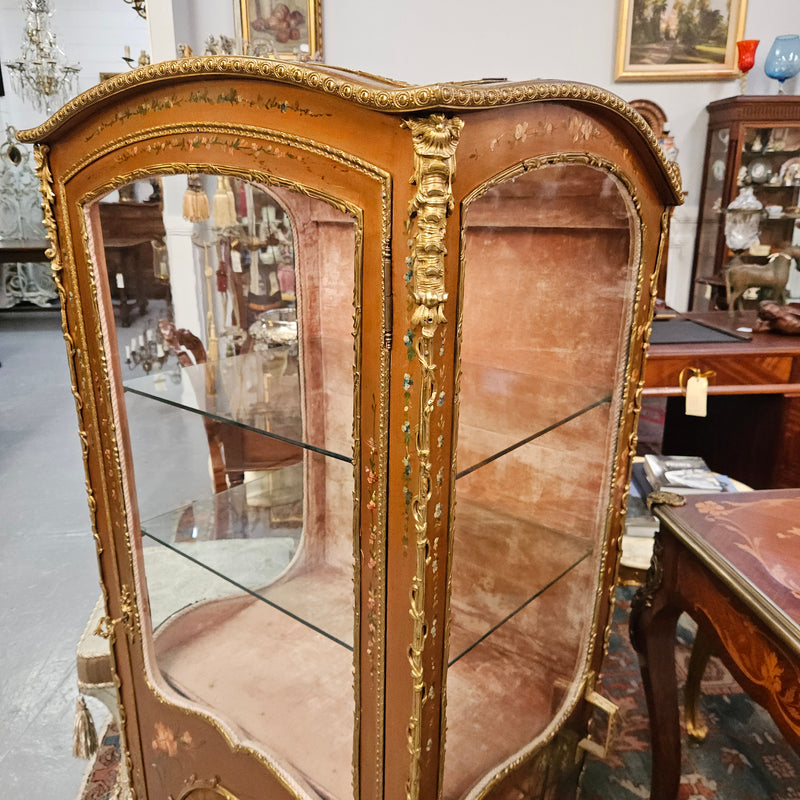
736 40 759 93
737 39 759 72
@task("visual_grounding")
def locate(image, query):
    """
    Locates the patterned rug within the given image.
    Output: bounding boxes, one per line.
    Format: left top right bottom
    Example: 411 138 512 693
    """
580 587 800 800
76 588 800 799
76 721 121 800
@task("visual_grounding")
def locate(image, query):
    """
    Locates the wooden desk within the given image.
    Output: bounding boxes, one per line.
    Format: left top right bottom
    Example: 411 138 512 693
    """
629 490 800 800
0 238 49 264
0 238 56 308
643 310 800 489
98 202 167 327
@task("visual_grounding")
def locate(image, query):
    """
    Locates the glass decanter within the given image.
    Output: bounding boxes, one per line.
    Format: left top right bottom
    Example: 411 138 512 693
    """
725 187 763 252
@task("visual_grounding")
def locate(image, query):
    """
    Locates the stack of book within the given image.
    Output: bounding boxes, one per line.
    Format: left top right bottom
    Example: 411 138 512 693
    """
621 454 736 573
641 454 730 495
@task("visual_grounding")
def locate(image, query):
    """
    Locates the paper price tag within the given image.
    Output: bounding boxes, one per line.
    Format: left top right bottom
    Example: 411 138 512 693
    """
685 375 708 417
231 251 242 273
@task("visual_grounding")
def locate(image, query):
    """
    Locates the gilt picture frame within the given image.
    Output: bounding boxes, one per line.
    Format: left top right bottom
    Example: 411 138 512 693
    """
238 0 322 61
615 0 748 81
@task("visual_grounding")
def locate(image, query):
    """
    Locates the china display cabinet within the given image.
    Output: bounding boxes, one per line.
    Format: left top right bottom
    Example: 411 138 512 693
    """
21 59 681 800
691 95 800 310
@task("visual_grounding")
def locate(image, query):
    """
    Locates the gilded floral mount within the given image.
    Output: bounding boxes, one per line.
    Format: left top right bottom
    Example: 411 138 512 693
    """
403 113 462 800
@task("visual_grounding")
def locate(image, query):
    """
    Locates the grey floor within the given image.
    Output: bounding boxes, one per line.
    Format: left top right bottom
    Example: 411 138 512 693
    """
0 308 104 800
0 304 297 800
0 299 217 799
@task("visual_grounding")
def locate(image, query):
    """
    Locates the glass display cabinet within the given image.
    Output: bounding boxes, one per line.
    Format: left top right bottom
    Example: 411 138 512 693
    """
20 59 681 800
691 95 800 310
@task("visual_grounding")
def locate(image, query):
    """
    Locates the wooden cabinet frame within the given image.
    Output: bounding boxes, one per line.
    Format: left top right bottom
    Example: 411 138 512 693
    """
21 59 681 800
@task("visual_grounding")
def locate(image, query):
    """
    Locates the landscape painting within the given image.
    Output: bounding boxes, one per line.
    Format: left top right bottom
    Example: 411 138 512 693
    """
615 0 748 80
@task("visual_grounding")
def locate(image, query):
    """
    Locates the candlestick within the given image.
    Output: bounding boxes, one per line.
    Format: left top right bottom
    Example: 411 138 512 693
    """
126 324 170 373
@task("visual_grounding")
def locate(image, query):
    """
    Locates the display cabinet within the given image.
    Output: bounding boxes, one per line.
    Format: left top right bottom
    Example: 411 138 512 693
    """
20 59 681 800
691 95 800 310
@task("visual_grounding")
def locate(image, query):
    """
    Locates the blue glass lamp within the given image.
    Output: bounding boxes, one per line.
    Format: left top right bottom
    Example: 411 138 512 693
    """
764 34 800 93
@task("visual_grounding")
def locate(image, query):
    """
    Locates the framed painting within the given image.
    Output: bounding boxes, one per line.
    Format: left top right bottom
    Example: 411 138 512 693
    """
238 0 322 60
615 0 748 81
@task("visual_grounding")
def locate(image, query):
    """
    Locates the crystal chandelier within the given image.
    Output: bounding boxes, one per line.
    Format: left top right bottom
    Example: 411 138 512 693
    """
122 0 146 19
4 0 81 116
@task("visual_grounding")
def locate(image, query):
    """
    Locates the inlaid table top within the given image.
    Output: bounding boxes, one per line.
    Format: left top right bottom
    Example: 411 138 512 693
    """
655 488 800 657
634 488 800 799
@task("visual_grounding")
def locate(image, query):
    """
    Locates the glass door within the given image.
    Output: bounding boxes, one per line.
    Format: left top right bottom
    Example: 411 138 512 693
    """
87 174 358 800
447 161 639 798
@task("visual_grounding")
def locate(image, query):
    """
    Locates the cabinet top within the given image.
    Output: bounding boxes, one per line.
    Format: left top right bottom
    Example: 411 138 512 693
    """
706 94 800 123
17 56 682 198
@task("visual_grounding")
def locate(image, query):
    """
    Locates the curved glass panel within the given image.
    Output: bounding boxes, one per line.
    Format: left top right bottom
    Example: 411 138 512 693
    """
87 174 357 800
446 163 637 798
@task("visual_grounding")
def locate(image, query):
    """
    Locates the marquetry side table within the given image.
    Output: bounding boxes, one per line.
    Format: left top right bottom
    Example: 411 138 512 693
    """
629 489 800 800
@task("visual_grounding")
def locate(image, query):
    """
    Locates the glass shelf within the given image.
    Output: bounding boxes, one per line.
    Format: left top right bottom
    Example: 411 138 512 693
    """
447 509 591 666
141 474 355 651
124 350 353 464
743 147 800 157
141 479 593 662
138 388 604 662
144 533 356 800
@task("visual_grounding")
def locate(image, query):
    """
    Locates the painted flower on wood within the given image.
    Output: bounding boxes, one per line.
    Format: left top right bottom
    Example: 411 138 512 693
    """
151 722 192 757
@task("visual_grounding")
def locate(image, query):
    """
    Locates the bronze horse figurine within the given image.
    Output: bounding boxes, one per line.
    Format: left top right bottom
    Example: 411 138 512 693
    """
725 251 796 311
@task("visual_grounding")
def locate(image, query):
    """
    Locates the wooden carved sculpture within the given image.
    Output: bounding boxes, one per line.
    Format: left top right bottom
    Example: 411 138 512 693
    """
754 301 800 335
725 252 794 311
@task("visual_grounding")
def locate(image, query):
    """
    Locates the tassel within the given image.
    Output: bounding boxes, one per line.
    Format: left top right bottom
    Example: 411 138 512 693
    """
213 178 236 229
182 174 210 223
182 187 194 220
225 177 238 223
72 696 98 759
186 190 210 222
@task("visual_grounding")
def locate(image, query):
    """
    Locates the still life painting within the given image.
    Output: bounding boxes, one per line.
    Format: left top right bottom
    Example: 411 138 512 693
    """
240 0 322 60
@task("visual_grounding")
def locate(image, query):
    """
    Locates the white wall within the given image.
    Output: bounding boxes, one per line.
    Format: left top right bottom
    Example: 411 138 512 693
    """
1 0 798 308
321 0 800 309
0 0 149 133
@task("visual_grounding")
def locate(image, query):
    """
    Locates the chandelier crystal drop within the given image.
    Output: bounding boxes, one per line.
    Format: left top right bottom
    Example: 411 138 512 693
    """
4 0 81 116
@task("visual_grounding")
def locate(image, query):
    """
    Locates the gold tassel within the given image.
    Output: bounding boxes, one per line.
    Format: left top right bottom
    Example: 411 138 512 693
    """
182 187 194 220
194 191 210 221
225 177 238 224
72 696 98 759
213 178 236 228
182 174 210 223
